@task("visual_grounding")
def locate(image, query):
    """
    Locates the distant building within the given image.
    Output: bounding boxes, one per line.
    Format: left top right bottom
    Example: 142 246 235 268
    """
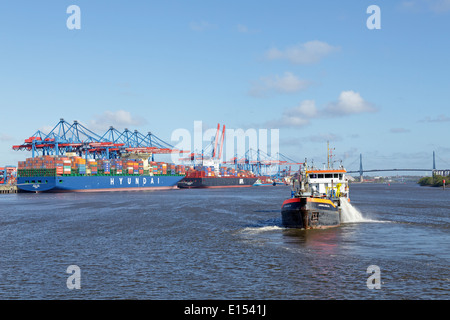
433 169 450 176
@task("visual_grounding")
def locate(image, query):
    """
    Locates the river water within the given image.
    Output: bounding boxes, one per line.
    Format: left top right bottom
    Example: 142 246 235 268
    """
0 183 448 300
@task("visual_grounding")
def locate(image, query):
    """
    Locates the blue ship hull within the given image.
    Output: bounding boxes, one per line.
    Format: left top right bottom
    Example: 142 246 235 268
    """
17 175 184 193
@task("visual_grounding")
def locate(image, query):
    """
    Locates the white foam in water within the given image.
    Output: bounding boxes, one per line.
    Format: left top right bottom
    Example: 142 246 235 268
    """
339 197 376 223
241 226 283 234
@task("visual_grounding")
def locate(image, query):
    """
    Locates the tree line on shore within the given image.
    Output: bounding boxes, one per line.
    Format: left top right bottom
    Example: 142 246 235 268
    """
418 175 449 187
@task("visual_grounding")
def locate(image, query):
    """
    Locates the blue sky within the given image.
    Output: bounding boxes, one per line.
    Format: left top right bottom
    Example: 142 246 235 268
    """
1 0 449 174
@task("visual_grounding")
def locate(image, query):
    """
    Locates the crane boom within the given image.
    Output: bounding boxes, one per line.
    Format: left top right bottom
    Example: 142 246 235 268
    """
218 124 225 160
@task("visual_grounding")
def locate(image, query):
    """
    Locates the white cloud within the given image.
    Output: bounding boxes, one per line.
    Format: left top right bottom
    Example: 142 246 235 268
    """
285 100 318 118
308 133 342 143
265 100 317 128
249 72 311 97
419 114 450 122
390 128 411 133
236 24 260 34
237 24 249 33
0 133 13 142
432 0 450 12
266 115 310 129
266 40 340 64
400 0 450 13
324 91 376 116
90 110 147 131
190 21 216 31
38 125 55 135
264 91 375 128
400 1 417 10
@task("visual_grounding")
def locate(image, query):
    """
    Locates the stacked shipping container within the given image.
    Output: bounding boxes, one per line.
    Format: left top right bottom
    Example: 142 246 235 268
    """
18 155 186 177
184 165 255 178
18 156 254 178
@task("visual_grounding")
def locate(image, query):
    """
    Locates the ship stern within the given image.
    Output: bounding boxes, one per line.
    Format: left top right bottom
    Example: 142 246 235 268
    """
17 176 57 192
281 197 340 229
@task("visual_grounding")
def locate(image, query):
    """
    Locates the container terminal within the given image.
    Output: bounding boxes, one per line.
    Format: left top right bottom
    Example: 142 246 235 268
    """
7 119 300 193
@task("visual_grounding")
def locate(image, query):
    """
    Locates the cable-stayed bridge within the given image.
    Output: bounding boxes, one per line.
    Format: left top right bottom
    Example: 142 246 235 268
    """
345 152 450 181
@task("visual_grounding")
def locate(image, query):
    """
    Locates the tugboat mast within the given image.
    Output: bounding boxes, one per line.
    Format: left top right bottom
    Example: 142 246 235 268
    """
327 140 335 169
327 141 330 169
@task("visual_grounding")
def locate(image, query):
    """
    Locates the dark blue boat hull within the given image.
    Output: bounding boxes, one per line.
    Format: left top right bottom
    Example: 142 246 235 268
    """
281 197 341 229
177 177 258 188
17 175 184 192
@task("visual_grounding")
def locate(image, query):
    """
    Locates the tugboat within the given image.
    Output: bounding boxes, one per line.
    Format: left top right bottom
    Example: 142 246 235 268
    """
281 146 350 229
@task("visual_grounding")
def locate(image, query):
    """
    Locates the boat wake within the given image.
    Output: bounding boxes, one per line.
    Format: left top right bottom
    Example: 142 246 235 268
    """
339 197 381 223
240 218 284 234
241 225 284 234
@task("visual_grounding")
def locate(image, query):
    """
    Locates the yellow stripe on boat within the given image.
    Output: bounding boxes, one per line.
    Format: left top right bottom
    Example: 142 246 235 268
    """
306 198 336 207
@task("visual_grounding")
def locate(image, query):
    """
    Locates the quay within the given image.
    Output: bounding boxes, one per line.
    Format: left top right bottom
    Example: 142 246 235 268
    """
0 184 18 194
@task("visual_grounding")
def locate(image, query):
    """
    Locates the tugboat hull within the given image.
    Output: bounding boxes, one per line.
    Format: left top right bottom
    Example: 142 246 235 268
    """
281 197 340 229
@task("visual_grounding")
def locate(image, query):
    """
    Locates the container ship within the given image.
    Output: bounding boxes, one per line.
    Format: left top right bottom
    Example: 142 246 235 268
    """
177 164 257 189
281 145 350 229
176 123 257 188
17 155 185 193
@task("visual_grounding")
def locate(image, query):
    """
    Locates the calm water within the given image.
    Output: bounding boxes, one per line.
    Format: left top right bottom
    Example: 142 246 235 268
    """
0 183 449 299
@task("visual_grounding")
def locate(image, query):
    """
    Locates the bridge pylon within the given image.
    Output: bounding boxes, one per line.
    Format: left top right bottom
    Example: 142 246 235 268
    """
359 153 363 182
432 151 436 176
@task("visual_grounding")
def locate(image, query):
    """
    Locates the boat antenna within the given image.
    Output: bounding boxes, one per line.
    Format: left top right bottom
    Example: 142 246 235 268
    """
327 141 335 169
327 141 330 169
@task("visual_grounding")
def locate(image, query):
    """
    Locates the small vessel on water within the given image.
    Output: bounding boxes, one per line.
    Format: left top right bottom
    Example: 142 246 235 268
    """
253 176 287 186
281 146 350 229
177 158 257 189
177 123 258 189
